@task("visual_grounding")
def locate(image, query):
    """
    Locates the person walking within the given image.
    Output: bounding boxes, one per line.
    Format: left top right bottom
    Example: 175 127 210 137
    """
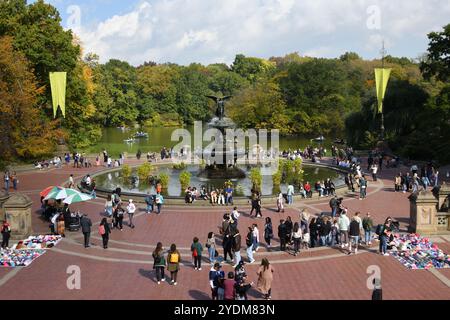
371 164 378 182
4 171 10 193
104 194 113 217
329 196 339 219
292 222 302 256
252 224 260 252
80 214 92 248
338 210 350 248
379 222 390 256
206 232 217 264
126 199 136 229
191 237 203 271
264 217 274 248
287 184 294 205
155 192 164 214
145 192 154 214
348 216 361 255
209 262 225 300
359 175 368 200
246 227 255 264
99 218 111 249
113 204 125 231
232 229 242 267
276 192 284 213
278 220 287 251
363 212 373 245
1 220 11 249
152 242 166 285
68 174 75 189
167 244 180 285
257 258 274 300
11 172 18 191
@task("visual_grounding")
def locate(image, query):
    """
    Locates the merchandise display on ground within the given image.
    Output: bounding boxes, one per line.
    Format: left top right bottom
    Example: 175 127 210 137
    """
390 234 450 270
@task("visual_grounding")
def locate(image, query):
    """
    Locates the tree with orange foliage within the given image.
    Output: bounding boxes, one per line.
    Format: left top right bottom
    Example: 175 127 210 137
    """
0 36 62 164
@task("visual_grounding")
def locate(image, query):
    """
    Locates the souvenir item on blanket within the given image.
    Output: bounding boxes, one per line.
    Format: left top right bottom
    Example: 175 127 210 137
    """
0 249 46 267
13 235 63 250
390 233 450 270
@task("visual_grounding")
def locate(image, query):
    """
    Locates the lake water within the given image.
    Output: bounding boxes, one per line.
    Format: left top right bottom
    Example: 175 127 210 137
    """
87 127 334 158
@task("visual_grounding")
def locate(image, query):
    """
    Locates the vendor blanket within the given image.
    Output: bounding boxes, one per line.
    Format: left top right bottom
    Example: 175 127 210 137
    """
390 234 450 270
0 249 46 268
12 235 63 250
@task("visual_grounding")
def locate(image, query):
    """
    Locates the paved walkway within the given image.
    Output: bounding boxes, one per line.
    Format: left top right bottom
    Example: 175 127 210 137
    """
1 159 449 300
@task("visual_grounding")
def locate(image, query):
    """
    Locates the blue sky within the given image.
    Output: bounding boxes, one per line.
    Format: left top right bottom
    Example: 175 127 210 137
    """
33 0 450 66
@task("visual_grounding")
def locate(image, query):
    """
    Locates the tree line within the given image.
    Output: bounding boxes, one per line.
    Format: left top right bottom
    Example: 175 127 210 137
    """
0 0 448 166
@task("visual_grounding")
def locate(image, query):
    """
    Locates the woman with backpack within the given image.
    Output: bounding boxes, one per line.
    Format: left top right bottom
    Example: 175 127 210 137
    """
167 244 181 285
191 237 203 271
99 218 111 249
152 242 166 284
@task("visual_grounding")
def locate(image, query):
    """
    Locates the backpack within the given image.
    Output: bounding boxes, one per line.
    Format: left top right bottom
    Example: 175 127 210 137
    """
375 224 384 236
170 252 179 263
98 225 105 236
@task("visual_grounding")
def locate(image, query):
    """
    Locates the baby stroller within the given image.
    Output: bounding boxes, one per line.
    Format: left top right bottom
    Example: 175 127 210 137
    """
69 211 82 232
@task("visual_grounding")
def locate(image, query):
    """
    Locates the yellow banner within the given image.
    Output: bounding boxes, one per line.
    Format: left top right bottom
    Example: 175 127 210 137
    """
374 68 391 114
49 72 67 118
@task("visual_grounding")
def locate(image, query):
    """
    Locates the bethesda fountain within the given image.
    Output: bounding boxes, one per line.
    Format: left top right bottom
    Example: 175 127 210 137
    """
198 95 246 179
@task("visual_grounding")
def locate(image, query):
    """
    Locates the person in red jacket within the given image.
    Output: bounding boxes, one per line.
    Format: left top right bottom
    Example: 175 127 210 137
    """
304 181 312 198
223 272 236 301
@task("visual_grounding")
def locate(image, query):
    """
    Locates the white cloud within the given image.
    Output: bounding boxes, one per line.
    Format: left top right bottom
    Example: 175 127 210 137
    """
70 0 450 66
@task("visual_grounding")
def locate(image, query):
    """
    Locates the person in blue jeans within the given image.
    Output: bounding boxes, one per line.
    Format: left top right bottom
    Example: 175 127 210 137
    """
363 212 373 245
206 232 216 264
379 224 390 256
4 171 10 193
246 227 255 263
287 184 294 205
155 193 164 214
145 192 154 214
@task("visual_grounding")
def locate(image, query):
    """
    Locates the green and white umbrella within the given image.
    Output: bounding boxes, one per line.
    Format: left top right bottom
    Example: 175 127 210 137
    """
63 192 93 204
44 188 80 200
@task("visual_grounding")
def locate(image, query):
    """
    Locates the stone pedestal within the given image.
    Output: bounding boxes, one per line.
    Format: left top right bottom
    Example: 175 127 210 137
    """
409 191 438 234
0 190 10 221
438 182 450 212
3 193 33 240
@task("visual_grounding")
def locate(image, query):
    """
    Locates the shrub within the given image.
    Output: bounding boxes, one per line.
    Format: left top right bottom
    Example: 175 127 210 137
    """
137 162 154 180
122 164 132 178
250 168 262 191
159 172 170 189
173 162 187 170
179 171 192 190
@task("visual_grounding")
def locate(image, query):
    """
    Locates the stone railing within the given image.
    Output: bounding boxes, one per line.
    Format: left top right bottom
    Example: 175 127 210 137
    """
409 182 450 235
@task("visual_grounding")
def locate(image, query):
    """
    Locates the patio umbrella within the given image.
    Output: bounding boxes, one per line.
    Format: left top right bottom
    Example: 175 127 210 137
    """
40 186 63 198
45 188 81 201
63 193 93 205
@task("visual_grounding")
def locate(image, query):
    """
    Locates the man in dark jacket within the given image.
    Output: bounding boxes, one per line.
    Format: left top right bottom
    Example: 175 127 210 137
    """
348 217 361 255
278 220 287 251
80 214 92 248
329 196 339 218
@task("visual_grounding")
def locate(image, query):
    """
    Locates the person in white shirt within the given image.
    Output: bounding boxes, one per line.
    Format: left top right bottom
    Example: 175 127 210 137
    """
370 164 378 182
127 199 136 229
68 174 75 189
252 224 260 252
277 192 284 212
232 207 240 222
85 175 91 187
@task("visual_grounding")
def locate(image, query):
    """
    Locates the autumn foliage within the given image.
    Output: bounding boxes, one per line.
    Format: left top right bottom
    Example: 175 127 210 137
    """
0 36 62 162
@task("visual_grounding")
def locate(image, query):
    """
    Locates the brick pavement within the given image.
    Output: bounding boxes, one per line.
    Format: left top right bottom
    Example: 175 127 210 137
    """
0 160 449 300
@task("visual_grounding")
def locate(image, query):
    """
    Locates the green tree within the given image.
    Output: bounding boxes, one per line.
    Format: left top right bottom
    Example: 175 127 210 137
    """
420 24 450 82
